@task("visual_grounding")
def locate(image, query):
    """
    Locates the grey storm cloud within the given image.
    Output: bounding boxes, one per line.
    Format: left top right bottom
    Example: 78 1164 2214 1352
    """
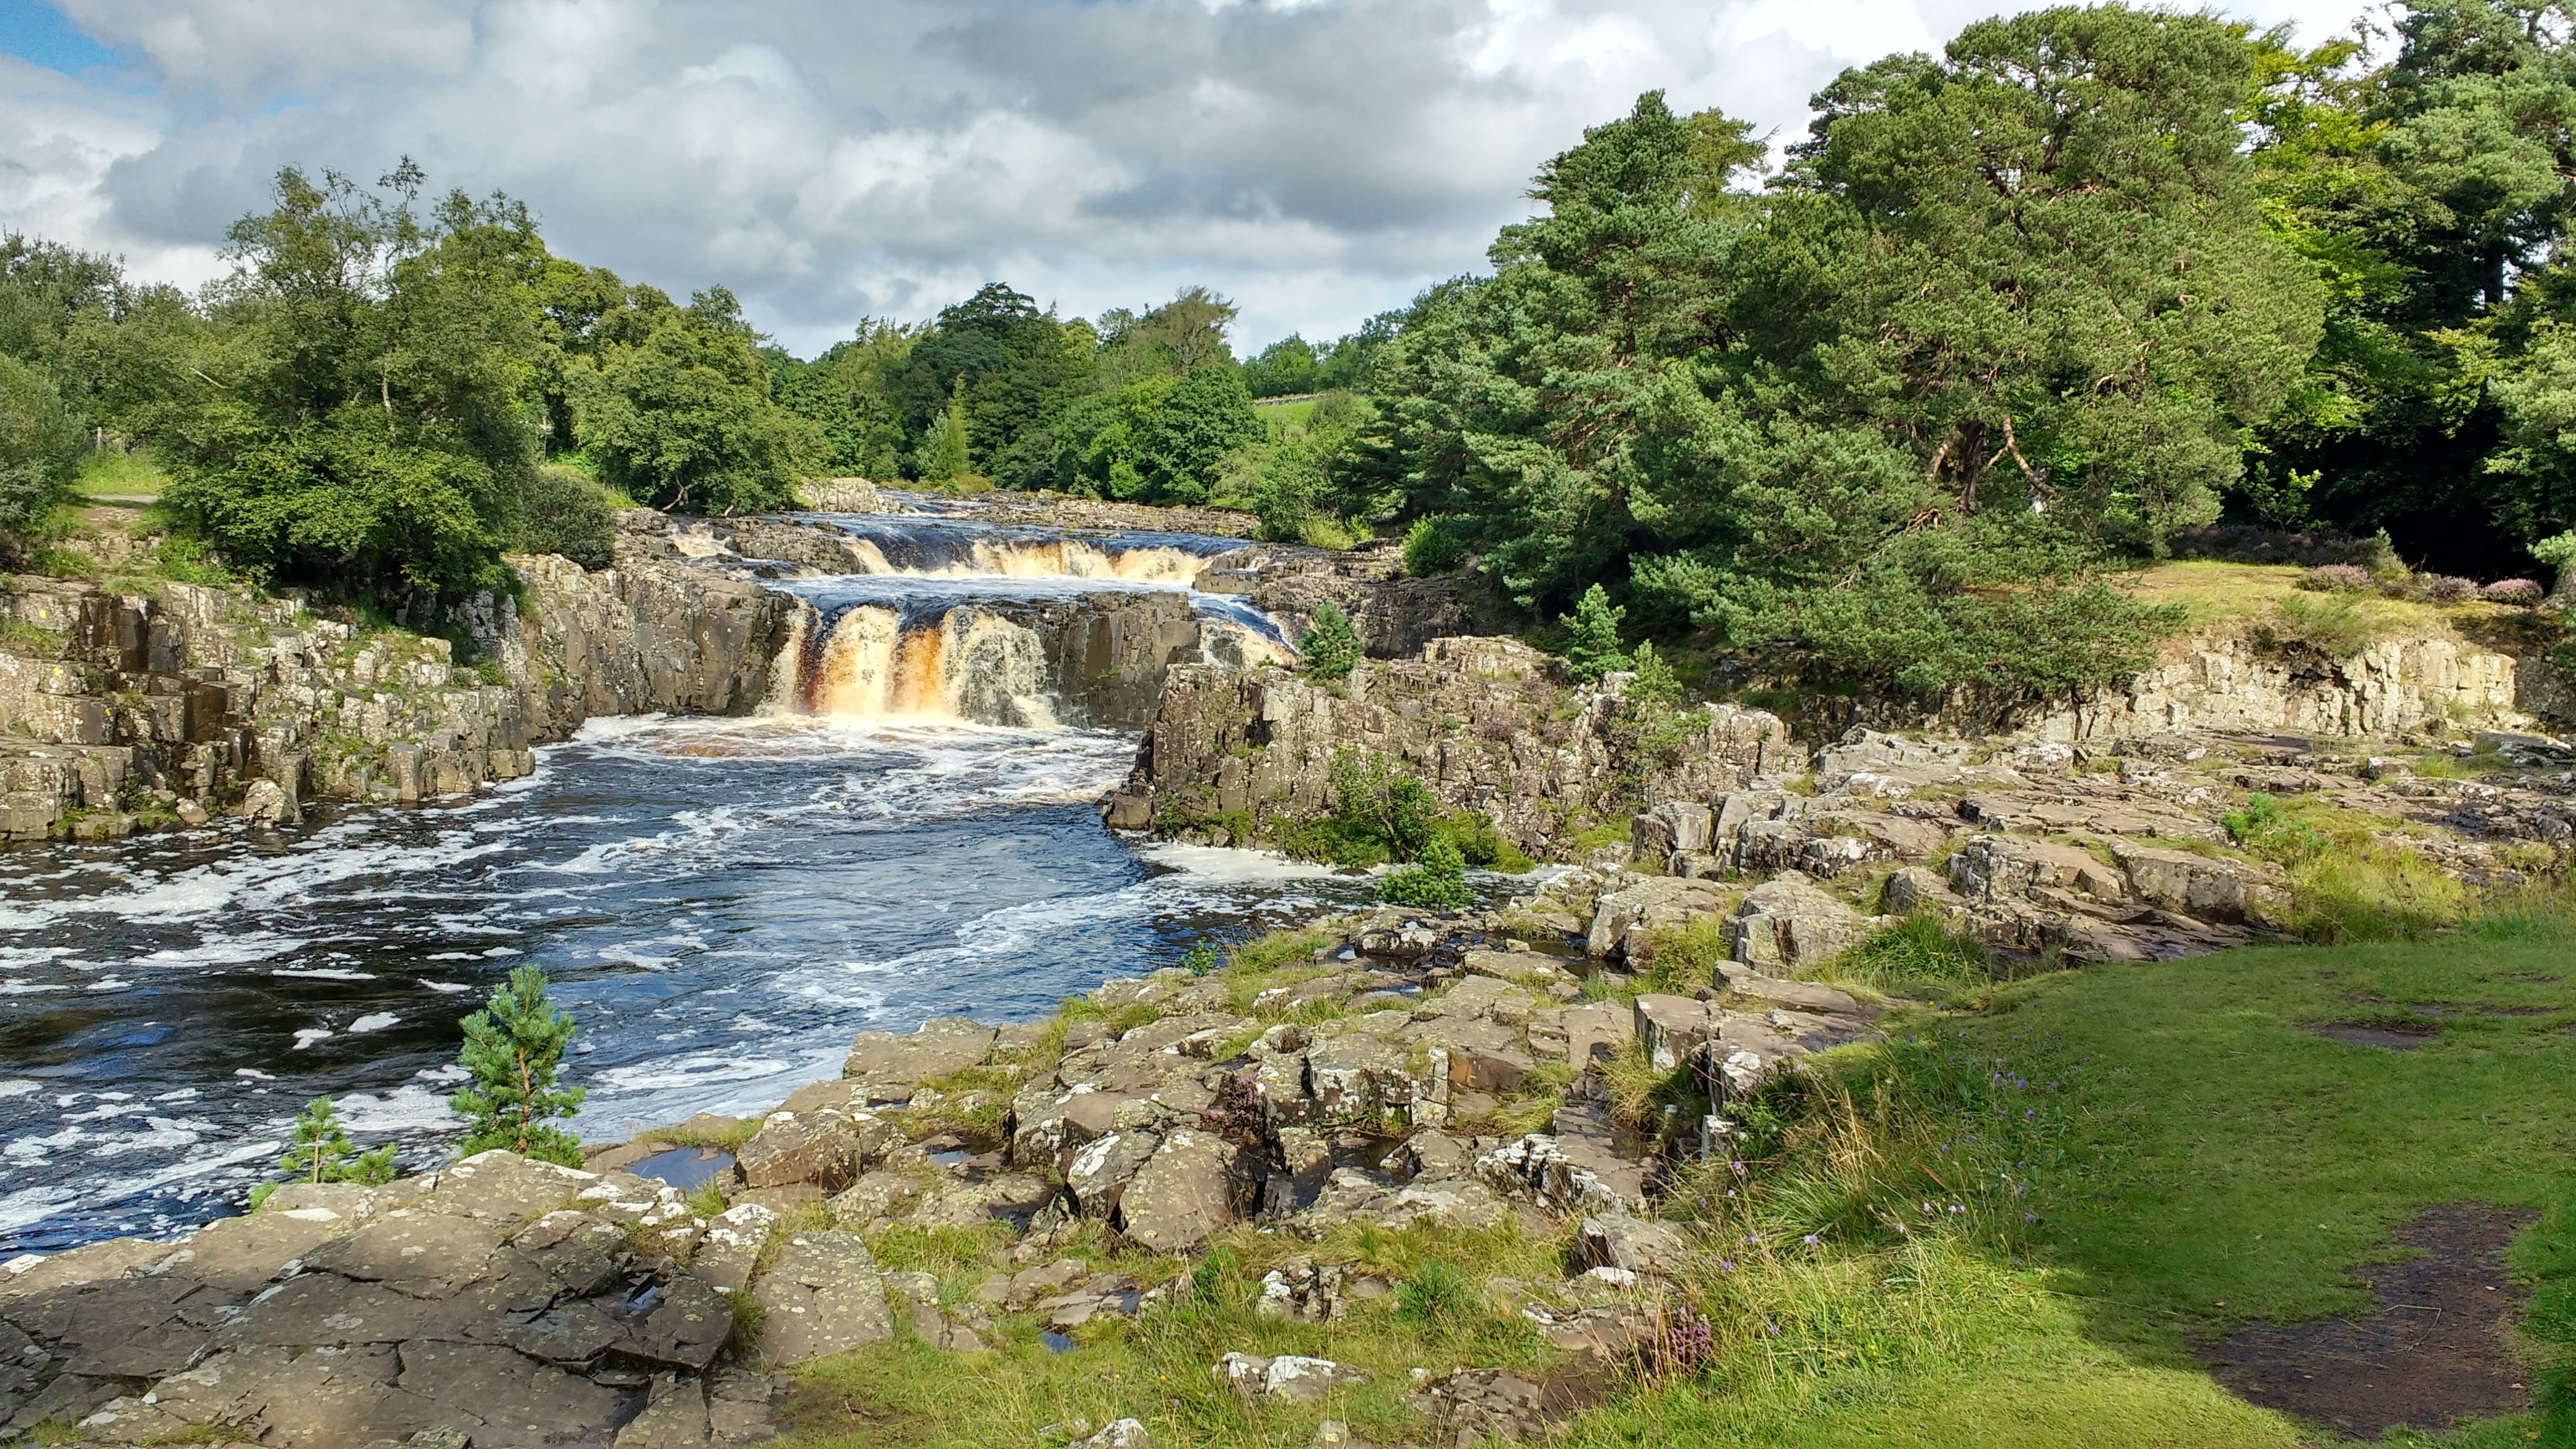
3 0 2369 354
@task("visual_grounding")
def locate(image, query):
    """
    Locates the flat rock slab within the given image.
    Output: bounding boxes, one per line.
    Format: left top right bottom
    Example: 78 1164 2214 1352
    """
419 1151 601 1224
752 1232 892 1365
842 1017 996 1085
302 1211 510 1297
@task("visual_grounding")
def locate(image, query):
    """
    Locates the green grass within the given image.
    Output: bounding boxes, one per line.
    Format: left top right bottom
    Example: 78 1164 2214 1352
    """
1255 397 1319 427
72 448 169 500
768 928 2576 1448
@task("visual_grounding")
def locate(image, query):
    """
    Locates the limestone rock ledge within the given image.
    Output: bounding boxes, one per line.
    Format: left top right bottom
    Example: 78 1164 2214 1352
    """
0 513 793 842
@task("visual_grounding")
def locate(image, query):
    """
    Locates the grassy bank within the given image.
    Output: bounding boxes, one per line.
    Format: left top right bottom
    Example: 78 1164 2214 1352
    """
775 919 2576 1448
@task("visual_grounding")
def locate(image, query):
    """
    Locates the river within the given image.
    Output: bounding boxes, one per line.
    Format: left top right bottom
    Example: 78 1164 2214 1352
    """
0 503 1373 1257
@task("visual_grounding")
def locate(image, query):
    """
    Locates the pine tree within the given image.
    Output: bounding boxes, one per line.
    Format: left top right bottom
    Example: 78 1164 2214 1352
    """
1561 584 1630 681
1628 640 1684 706
1380 832 1473 910
1298 601 1364 682
451 964 587 1166
277 1096 398 1186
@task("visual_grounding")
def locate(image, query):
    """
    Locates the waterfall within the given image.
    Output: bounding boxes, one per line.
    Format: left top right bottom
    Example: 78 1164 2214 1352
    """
796 604 1055 728
832 533 1206 585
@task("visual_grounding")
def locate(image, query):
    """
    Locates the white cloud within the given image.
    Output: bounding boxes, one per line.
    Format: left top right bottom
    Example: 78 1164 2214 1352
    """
0 0 2376 355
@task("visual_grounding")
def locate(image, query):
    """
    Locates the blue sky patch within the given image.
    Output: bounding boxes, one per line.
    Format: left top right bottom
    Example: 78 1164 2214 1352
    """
0 0 116 76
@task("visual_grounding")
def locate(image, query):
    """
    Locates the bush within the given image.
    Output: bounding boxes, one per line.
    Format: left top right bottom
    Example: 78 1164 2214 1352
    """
2299 564 2375 593
2222 793 2330 865
516 463 616 570
2422 574 2480 604
1627 640 1684 707
1297 601 1363 682
1403 515 1465 576
1279 750 1441 866
451 964 587 1165
0 354 79 538
2261 593 2380 658
2484 578 2546 604
1381 833 1473 910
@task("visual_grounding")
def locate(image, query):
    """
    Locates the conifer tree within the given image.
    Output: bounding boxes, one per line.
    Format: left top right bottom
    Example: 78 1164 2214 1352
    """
277 1096 398 1186
1297 601 1364 682
451 964 587 1166
924 381 974 483
1562 584 1630 681
1627 640 1684 706
1380 833 1473 910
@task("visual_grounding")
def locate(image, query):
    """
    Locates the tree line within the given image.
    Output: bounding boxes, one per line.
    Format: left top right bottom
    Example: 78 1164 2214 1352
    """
4 0 2571 703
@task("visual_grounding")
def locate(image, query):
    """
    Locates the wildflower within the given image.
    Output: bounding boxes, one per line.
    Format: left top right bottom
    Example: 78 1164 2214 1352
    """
1802 1234 1819 1247
1720 1258 1736 1272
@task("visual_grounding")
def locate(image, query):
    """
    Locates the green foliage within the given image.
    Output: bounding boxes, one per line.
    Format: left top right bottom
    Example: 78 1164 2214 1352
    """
1401 515 1464 576
2518 1176 2576 1436
767 318 915 479
0 353 79 537
1560 584 1630 681
1834 915 2010 1001
1364 9 2309 698
1380 833 1473 910
1178 938 1225 975
571 288 822 514
920 383 975 485
2222 793 2331 865
1296 601 1363 682
1395 1257 1476 1330
1625 640 1682 706
2258 591 2383 658
515 462 616 570
1247 389 1372 542
451 963 587 1165
1279 750 1440 866
276 1095 398 1186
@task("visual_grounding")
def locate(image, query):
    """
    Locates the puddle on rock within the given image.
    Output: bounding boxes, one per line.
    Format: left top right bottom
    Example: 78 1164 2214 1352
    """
629 1146 736 1191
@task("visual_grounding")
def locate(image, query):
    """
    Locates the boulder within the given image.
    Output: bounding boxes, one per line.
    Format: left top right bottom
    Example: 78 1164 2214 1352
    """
1117 1129 1255 1251
1577 1214 1696 1277
1725 872 1872 970
751 1231 893 1365
1585 877 1731 962
687 1203 778 1295
1949 835 2125 904
1632 994 1720 1072
1406 1368 1554 1445
1307 1032 1435 1125
1215 1351 1365 1403
842 1017 998 1086
736 1108 898 1191
2110 842 2284 925
1066 1130 1162 1218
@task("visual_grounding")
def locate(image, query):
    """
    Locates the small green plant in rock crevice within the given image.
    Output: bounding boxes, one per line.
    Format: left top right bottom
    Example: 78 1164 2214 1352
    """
451 963 588 1166
1562 583 1630 681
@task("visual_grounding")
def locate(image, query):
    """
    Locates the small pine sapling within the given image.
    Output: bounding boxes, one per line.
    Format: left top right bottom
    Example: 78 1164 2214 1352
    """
1380 832 1473 910
1298 601 1364 682
1561 584 1630 681
277 1095 398 1187
1627 640 1684 706
451 964 588 1166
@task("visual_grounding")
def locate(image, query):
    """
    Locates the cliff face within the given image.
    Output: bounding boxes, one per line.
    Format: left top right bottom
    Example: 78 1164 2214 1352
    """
1109 637 1796 855
0 516 793 840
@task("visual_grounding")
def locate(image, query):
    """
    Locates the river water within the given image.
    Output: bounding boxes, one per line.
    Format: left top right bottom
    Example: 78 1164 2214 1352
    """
0 507 1373 1257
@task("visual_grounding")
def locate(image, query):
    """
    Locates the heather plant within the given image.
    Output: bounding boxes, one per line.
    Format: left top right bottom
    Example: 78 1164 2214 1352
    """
2300 564 2375 593
2486 578 2546 604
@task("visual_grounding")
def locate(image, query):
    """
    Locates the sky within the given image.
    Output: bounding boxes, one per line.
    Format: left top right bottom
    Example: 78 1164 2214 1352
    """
0 0 2380 359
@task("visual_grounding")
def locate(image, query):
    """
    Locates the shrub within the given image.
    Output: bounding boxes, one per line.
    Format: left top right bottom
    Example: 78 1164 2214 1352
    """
1380 833 1473 910
1279 751 1441 866
1561 583 1630 681
2422 574 2480 604
275 1096 398 1186
451 964 588 1165
1296 601 1362 682
0 354 79 539
1403 515 1466 576
2299 564 2375 593
2261 593 2380 658
516 463 616 571
2485 578 2546 604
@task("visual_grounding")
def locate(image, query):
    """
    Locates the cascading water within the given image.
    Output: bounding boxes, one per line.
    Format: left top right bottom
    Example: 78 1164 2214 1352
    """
798 604 1058 728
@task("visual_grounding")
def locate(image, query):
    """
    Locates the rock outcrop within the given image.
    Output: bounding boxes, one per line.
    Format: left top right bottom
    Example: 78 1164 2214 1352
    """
0 514 793 840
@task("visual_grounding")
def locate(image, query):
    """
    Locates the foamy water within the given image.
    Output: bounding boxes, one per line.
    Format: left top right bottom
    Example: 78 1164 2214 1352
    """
0 713 1373 1254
